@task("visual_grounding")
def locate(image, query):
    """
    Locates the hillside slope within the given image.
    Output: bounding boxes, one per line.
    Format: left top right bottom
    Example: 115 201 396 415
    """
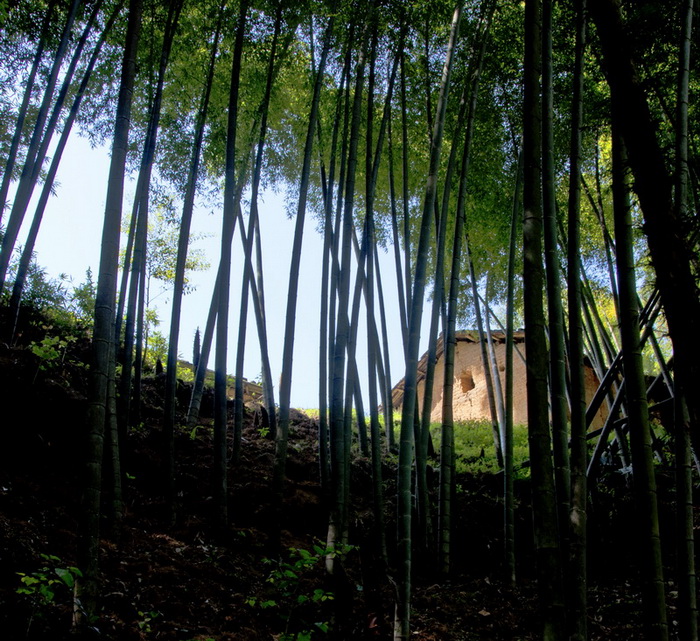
0 329 675 640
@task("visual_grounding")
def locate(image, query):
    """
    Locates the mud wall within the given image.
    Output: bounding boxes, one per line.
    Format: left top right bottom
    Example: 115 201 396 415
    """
416 341 606 429
417 341 529 424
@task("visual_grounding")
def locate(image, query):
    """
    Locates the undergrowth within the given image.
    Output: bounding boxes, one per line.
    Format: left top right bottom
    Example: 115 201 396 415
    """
303 408 530 477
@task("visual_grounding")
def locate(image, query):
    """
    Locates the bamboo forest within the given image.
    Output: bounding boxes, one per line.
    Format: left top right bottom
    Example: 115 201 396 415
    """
1 0 700 639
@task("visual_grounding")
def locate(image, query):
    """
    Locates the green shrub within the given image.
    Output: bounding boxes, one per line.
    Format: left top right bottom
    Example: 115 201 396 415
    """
428 420 530 476
246 543 348 640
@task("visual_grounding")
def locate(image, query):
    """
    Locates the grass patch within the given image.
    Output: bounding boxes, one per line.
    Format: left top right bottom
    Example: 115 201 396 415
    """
429 420 530 476
302 410 530 477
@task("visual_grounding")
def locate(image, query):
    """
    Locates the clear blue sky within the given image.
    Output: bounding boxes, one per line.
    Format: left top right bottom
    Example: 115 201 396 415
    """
24 132 428 409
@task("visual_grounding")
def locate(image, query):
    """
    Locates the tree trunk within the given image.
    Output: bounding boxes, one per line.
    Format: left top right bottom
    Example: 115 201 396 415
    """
272 9 335 545
400 44 412 323
252 212 278 441
104 343 124 530
119 0 183 439
439 43 487 570
417 149 455 559
76 0 142 622
0 0 81 289
484 283 505 439
373 245 396 452
674 1 697 637
363 23 397 562
326 31 353 457
0 0 57 224
8 1 120 341
2 0 103 303
187 271 219 428
504 148 522 585
423 21 498 530
233 8 281 466
467 241 503 467
214 0 249 532
119 177 148 434
388 113 408 360
523 0 564 636
395 5 461 637
327 12 369 581
542 0 570 560
612 130 668 641
566 0 587 637
317 31 351 494
590 0 700 447
163 1 224 520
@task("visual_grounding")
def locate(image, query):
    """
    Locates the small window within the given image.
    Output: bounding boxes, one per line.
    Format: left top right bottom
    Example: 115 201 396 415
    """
460 371 475 392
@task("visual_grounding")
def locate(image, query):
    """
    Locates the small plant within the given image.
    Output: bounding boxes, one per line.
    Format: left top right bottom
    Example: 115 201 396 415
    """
136 609 161 634
177 362 195 383
264 547 334 603
258 426 270 438
189 424 212 440
30 335 69 371
16 553 82 605
245 596 277 609
246 544 339 639
130 421 148 435
16 554 82 633
28 332 84 383
62 268 96 323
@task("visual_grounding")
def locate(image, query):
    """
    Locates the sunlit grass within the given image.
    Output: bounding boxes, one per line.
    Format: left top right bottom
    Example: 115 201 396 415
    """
301 409 530 477
429 420 530 476
388 413 530 476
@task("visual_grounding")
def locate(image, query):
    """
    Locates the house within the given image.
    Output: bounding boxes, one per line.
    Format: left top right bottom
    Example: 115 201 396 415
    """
391 330 608 429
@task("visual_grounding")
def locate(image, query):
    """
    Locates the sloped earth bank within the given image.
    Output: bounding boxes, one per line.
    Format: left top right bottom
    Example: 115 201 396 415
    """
0 339 687 640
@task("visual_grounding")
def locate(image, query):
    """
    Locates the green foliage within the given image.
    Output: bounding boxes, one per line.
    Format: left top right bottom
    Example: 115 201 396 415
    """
428 420 530 477
188 424 212 440
59 267 96 326
136 609 161 634
246 543 344 640
263 546 334 601
177 361 195 382
3 242 96 337
28 332 84 378
144 327 168 371
145 203 210 298
16 554 82 608
15 262 67 311
119 205 210 313
30 335 69 370
65 268 96 323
